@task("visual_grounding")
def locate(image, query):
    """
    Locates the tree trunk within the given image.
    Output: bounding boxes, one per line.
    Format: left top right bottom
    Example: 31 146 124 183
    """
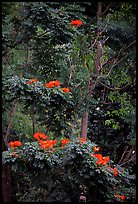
4 99 18 147
80 109 89 139
80 2 103 139
2 165 12 202
2 99 18 202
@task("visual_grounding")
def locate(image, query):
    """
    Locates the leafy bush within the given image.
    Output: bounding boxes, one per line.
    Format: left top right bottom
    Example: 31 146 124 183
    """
3 136 136 202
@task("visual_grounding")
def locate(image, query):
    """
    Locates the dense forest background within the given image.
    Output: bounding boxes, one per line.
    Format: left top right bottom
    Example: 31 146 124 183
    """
2 2 136 202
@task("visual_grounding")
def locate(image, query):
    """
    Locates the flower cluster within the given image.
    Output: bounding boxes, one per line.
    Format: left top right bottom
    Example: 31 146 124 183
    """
91 153 109 166
93 146 100 152
108 166 119 177
71 20 82 27
45 80 61 88
9 141 22 148
33 132 47 141
39 139 56 149
27 78 37 84
115 194 125 201
91 149 119 177
79 138 87 143
60 138 70 148
61 87 70 92
26 78 71 93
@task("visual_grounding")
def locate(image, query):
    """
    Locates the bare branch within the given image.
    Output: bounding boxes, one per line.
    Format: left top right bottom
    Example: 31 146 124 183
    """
99 81 131 91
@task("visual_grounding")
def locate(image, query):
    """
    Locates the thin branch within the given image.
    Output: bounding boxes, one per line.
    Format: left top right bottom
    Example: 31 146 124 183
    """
4 99 18 148
101 53 130 79
99 81 131 91
119 155 136 167
117 146 129 165
100 2 113 18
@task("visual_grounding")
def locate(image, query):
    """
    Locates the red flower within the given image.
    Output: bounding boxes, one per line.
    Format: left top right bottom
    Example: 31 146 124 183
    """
27 78 37 84
61 138 70 146
93 146 100 152
61 88 70 92
120 195 125 201
14 141 22 147
45 80 61 88
91 154 109 166
71 20 82 27
113 167 119 176
115 194 125 201
9 141 22 148
33 132 47 141
94 154 103 160
9 141 15 148
40 139 56 149
80 138 87 143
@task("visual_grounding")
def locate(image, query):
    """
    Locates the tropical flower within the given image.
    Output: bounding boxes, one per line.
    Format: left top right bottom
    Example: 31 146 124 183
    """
115 194 125 201
45 80 61 88
9 141 15 148
120 195 125 201
91 153 109 166
39 139 56 149
61 87 70 92
113 167 119 176
71 20 82 27
14 141 22 147
9 141 22 147
60 138 70 148
108 166 119 177
27 78 37 84
80 138 87 143
33 132 47 141
93 146 100 152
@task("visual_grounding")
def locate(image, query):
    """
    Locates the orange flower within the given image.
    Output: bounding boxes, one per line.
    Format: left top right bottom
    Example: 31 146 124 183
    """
102 157 110 165
27 78 37 84
33 132 47 141
80 138 87 143
71 20 82 27
115 194 125 201
91 154 109 166
108 166 119 176
27 81 32 84
40 139 56 149
93 146 100 152
94 154 103 160
45 80 61 88
9 141 15 148
113 167 119 176
14 141 22 147
120 195 125 201
61 138 70 146
9 141 22 147
61 88 70 92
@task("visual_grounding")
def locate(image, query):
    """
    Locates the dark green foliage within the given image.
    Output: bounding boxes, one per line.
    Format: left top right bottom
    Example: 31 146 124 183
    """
2 75 74 137
2 2 136 202
3 138 136 202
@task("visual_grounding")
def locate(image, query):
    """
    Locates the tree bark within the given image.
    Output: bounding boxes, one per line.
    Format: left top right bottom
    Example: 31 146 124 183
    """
80 2 103 139
4 99 18 147
80 109 89 139
2 165 12 202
